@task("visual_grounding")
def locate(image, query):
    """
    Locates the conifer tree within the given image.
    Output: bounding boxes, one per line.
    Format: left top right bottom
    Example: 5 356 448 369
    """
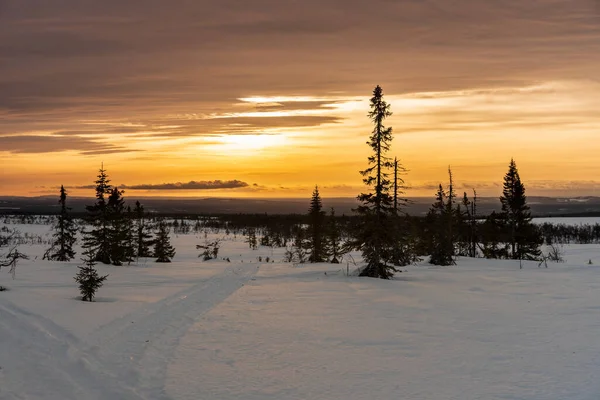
499 159 542 260
134 201 154 258
154 218 176 263
123 206 136 263
291 225 308 264
326 208 343 264
428 168 458 265
459 190 478 258
107 187 128 266
83 165 112 264
74 248 108 302
307 185 326 262
246 227 258 250
352 85 397 279
481 211 509 259
47 185 77 261
390 157 415 266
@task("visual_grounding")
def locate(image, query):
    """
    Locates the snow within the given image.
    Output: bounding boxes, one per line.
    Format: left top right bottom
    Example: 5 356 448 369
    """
2 220 600 399
533 217 600 226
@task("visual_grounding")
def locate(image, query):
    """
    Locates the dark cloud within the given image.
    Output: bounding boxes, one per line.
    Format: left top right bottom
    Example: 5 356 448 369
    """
0 134 136 155
121 180 249 190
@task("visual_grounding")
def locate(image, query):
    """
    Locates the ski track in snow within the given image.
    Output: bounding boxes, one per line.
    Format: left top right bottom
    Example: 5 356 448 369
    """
0 301 144 400
0 264 259 400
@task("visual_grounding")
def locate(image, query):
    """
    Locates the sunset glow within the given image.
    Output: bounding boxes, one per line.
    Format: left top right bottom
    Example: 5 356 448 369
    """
2 1 600 198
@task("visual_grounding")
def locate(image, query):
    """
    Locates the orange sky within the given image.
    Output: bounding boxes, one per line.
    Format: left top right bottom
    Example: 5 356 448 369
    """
2 1 600 198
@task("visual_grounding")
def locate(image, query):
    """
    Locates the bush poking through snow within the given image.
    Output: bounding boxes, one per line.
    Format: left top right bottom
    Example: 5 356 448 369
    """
538 244 565 268
74 249 108 302
547 244 565 263
1 246 29 285
197 239 221 261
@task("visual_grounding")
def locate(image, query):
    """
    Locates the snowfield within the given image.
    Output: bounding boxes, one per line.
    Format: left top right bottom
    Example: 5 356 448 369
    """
2 221 600 399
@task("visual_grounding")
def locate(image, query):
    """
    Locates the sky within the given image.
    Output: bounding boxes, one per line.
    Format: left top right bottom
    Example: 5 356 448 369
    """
1 0 600 198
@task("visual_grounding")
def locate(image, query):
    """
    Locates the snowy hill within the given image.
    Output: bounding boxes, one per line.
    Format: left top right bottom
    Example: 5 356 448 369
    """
2 223 600 399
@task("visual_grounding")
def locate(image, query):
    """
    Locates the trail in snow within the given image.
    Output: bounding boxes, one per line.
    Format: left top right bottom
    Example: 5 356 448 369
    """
86 264 259 399
0 301 143 400
0 264 259 400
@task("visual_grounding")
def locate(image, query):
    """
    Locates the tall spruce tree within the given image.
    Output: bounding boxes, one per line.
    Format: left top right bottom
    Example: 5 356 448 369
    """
134 201 154 258
499 159 542 260
307 185 326 262
154 218 176 263
353 85 397 279
47 185 77 261
83 165 112 264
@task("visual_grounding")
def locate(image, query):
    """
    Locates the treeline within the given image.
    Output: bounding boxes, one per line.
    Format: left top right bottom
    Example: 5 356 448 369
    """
538 223 600 244
44 168 175 266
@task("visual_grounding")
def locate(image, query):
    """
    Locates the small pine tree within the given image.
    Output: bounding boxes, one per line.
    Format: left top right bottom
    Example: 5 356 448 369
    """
499 159 542 260
327 208 343 263
123 206 136 264
47 185 77 261
390 157 416 266
458 190 478 258
481 211 509 259
246 227 258 250
292 226 308 264
74 248 108 302
134 201 154 258
428 169 457 266
154 219 176 263
307 185 326 262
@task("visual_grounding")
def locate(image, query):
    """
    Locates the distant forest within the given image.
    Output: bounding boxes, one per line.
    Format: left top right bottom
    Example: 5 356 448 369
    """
3 195 600 217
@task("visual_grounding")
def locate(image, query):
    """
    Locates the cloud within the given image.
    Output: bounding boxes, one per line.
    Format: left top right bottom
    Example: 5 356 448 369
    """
2 0 599 127
120 180 249 190
0 134 136 155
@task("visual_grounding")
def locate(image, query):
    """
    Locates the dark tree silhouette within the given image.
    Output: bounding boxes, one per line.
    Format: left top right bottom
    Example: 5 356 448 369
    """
83 165 112 264
246 227 258 250
428 168 458 266
154 219 176 263
307 185 326 262
107 187 128 266
46 185 77 261
134 201 154 258
500 159 542 260
74 248 108 302
457 189 478 258
390 157 416 266
352 85 397 279
123 206 136 264
326 208 343 263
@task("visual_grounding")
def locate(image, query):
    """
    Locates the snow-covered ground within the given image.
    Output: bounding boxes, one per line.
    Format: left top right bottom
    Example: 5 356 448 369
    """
533 216 600 225
2 221 600 399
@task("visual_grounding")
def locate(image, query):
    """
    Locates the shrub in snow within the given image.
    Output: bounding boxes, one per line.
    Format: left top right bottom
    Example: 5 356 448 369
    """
547 244 564 263
196 239 221 261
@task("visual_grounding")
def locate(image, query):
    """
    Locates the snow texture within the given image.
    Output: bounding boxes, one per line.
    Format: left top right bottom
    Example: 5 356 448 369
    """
2 219 600 399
